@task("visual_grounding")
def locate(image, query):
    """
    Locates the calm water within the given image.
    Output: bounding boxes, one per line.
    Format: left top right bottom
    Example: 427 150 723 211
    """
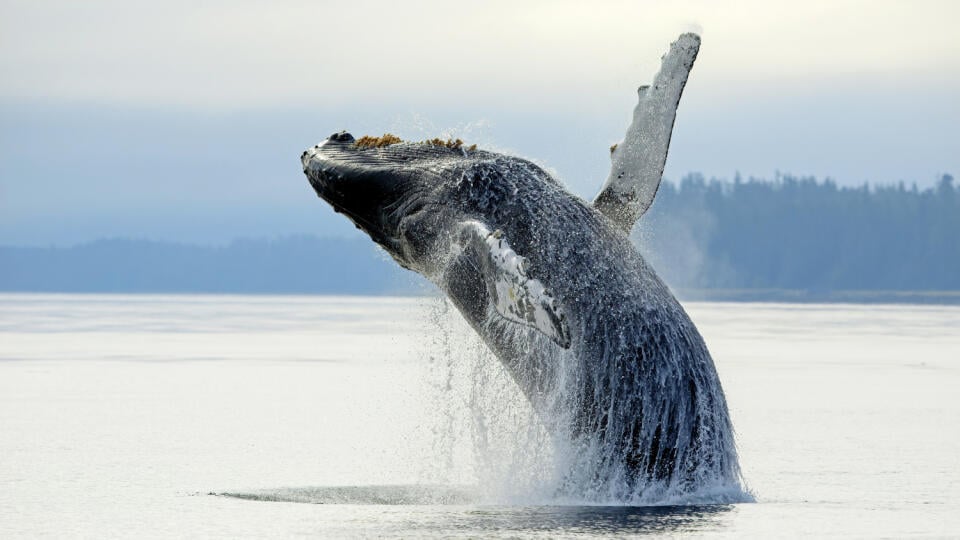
1 294 958 538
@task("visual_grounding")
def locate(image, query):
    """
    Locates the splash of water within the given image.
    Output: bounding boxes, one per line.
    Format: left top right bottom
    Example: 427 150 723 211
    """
417 297 553 502
416 296 752 506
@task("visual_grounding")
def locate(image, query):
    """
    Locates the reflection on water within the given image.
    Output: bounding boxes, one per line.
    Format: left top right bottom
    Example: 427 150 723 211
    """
216 485 733 536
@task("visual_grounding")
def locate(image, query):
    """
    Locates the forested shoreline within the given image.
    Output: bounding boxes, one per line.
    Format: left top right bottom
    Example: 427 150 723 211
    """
2 174 957 302
638 173 958 292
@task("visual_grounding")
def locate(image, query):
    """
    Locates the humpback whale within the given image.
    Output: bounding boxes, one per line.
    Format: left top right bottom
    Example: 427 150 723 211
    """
300 34 744 501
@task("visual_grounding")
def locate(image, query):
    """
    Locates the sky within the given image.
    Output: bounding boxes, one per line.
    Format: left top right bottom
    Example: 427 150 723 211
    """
1 0 958 245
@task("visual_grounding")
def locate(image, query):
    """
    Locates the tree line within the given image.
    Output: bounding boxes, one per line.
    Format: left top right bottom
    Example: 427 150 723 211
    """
637 173 958 294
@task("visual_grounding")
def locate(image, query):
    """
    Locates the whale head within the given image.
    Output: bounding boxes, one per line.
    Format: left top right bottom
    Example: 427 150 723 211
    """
300 131 555 274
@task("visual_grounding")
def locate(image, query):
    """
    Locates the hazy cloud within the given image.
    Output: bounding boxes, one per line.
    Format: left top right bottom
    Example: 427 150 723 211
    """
2 0 958 108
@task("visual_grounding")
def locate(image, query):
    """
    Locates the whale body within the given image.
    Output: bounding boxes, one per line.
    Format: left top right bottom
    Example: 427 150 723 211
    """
300 34 744 501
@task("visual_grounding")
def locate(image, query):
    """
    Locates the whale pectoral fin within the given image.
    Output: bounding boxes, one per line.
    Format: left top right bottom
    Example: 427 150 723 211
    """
456 221 571 349
593 33 700 232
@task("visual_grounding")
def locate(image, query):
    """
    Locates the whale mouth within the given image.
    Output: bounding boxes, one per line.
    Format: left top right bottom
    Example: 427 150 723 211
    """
299 134 397 248
300 131 487 263
300 132 446 253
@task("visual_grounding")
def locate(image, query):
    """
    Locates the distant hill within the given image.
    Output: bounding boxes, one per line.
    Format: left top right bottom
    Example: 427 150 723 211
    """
0 236 427 295
2 175 958 303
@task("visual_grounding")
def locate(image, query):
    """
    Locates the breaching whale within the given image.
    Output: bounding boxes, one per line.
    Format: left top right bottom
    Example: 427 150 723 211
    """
300 34 744 501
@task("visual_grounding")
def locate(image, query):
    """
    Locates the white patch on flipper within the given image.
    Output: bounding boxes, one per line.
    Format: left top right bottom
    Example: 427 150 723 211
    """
459 221 571 348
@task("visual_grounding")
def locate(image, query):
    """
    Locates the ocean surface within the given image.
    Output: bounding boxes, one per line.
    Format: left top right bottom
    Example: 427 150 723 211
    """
1 294 957 538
